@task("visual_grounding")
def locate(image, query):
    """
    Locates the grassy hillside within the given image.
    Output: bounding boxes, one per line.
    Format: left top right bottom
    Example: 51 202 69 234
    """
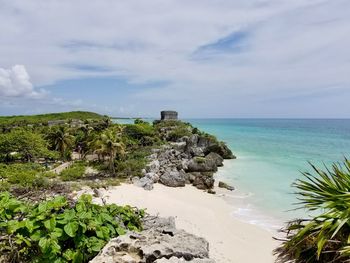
0 111 106 126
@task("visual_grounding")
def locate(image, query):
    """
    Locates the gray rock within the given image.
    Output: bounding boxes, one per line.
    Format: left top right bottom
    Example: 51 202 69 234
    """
145 172 160 183
187 157 217 173
160 169 186 187
146 159 160 173
134 177 154 191
205 152 224 167
206 142 236 159
218 181 235 191
142 216 176 232
90 217 214 263
191 172 215 190
155 257 215 263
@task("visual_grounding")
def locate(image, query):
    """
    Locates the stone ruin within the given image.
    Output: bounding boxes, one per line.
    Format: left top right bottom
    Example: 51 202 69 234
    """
161 110 178 121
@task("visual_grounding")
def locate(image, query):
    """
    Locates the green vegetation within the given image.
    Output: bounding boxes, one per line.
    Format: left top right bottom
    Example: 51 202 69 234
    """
92 127 125 174
0 193 144 263
0 163 53 191
0 111 104 127
154 120 194 141
115 147 151 178
59 162 87 181
46 126 75 160
275 159 350 262
0 112 230 262
0 128 57 162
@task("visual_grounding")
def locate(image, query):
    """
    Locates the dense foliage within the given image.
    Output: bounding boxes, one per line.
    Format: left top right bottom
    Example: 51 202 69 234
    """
0 192 144 263
275 159 350 263
0 129 57 162
0 111 104 127
60 162 87 181
0 163 56 191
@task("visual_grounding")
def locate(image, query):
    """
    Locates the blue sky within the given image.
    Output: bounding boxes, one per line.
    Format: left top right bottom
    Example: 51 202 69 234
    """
0 0 349 118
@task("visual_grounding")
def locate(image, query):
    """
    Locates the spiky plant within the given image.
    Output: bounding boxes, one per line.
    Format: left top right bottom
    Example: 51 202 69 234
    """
275 159 350 262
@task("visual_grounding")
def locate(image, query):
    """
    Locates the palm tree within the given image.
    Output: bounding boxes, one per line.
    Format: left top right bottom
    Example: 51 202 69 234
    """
93 127 125 174
46 126 74 160
75 124 94 159
275 159 350 263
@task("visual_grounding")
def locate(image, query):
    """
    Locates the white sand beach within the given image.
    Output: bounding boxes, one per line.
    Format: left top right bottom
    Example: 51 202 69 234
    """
96 183 278 263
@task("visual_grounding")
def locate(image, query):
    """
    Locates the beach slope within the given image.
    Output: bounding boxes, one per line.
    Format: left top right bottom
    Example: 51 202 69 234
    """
97 184 277 263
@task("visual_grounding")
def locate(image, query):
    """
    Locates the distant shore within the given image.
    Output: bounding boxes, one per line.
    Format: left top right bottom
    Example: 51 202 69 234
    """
91 183 278 263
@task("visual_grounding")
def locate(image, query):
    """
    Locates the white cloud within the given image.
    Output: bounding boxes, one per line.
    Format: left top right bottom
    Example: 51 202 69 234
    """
0 65 46 98
0 0 349 117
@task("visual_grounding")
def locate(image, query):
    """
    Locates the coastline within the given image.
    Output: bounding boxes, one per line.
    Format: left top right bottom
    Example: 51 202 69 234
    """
92 183 278 263
214 160 285 231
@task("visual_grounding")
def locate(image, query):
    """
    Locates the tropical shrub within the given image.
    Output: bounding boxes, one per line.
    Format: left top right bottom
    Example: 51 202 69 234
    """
115 148 150 178
0 192 144 263
0 163 51 190
60 162 87 181
123 123 156 145
0 129 55 162
275 159 350 262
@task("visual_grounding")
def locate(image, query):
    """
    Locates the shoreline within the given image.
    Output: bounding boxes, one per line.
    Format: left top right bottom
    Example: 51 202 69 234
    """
214 161 285 232
92 183 278 263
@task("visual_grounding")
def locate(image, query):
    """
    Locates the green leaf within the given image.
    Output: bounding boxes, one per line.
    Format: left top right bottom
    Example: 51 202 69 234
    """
72 250 84 263
38 237 50 253
51 228 63 238
64 221 79 237
44 217 56 231
30 230 43 241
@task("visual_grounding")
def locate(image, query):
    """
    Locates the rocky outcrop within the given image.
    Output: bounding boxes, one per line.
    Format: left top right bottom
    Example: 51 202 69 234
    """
135 125 235 192
90 216 215 263
187 157 218 173
190 172 215 190
160 169 186 187
218 181 235 191
205 152 224 167
184 135 235 160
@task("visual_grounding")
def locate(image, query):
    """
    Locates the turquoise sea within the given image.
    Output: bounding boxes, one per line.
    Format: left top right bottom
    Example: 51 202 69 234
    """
189 119 350 229
114 118 350 229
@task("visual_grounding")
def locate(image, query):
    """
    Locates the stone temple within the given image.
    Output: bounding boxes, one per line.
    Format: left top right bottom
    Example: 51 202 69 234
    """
161 111 178 120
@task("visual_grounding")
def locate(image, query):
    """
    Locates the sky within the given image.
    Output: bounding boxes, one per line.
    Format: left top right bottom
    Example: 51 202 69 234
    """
0 0 350 118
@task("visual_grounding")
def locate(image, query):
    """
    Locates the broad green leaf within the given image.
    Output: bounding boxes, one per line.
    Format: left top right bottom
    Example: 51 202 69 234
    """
64 221 79 237
44 217 56 231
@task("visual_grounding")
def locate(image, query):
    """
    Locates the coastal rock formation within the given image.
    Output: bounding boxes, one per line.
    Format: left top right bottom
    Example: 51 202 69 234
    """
90 216 215 263
218 181 235 191
184 135 235 160
187 156 218 173
190 172 215 190
160 169 186 187
136 124 235 192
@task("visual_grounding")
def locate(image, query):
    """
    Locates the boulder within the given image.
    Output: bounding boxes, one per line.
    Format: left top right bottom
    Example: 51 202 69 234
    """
90 216 214 263
191 172 215 190
206 143 236 159
218 181 235 191
160 169 186 187
133 176 154 191
145 172 160 183
205 152 224 167
187 157 217 173
146 159 160 173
